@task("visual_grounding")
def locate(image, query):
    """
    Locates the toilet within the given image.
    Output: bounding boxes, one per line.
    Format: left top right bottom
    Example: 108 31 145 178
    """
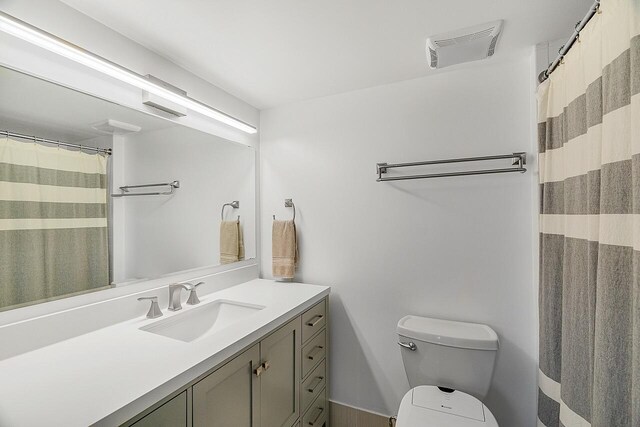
396 315 500 426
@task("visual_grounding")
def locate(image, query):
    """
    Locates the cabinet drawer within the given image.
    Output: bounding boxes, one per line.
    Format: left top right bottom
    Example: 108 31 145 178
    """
302 387 326 427
302 359 326 413
302 299 326 343
302 329 326 379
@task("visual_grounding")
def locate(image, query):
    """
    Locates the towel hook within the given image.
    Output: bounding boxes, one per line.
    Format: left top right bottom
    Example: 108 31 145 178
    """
273 199 295 221
221 201 240 220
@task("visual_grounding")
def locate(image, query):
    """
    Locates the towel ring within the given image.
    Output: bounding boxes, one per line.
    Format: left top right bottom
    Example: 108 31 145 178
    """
221 201 240 220
273 199 295 221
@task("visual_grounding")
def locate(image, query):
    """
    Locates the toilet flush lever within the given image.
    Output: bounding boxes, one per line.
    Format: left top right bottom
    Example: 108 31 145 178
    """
398 341 417 351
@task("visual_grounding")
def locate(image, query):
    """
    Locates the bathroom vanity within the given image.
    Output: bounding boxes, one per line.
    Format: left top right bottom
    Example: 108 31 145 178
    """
0 280 329 427
127 290 329 427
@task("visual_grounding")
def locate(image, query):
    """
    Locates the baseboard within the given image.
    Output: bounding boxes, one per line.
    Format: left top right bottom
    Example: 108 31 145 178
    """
329 400 391 427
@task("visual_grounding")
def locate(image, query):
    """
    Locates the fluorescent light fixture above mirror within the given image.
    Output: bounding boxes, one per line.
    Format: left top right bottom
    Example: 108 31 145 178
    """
0 11 257 134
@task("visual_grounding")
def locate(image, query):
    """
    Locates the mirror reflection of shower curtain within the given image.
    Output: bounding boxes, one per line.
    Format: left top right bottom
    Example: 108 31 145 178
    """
0 137 110 310
537 0 640 425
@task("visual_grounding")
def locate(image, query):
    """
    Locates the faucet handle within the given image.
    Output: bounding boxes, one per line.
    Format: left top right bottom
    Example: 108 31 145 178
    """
138 296 163 319
187 282 204 305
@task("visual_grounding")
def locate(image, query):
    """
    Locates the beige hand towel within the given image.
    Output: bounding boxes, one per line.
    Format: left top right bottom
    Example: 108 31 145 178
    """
272 220 298 279
238 221 245 261
220 220 244 264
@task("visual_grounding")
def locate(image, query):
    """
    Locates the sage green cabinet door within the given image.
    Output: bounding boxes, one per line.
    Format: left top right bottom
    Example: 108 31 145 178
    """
193 344 260 427
259 318 301 427
130 391 187 427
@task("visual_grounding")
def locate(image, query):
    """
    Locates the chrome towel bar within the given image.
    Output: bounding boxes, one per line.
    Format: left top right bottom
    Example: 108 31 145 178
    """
111 180 180 197
376 152 526 182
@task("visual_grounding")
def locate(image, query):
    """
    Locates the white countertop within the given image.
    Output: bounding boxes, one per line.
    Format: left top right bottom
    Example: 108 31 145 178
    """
0 279 329 427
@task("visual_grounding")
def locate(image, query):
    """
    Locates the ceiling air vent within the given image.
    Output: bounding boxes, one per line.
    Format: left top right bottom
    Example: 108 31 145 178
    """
426 20 503 69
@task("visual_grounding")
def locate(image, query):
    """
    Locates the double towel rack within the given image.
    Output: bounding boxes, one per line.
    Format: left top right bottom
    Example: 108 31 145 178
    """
376 152 526 182
112 181 180 197
221 201 240 220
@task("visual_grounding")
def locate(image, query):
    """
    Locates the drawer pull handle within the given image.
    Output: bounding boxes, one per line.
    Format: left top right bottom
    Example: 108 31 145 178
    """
254 361 270 377
307 345 324 360
307 376 324 393
308 406 324 426
305 314 324 327
254 365 264 377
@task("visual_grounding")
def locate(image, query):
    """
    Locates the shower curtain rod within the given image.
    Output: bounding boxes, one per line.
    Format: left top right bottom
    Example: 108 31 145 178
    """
1 129 112 155
538 0 601 83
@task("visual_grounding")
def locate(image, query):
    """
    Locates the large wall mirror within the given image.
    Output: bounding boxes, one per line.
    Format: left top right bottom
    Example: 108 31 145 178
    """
0 66 256 312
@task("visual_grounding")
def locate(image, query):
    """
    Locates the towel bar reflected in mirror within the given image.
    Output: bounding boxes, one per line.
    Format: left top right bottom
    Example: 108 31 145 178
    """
111 180 180 197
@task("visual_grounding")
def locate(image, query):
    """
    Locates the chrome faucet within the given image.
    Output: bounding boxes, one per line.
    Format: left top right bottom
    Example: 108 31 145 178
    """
168 282 204 311
168 283 190 311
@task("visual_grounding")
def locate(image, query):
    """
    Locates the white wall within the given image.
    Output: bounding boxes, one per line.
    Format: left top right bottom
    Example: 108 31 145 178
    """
260 56 538 426
114 126 256 282
0 0 259 147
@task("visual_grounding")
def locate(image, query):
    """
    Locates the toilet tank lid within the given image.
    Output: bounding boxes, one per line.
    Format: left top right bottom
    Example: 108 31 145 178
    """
397 315 499 350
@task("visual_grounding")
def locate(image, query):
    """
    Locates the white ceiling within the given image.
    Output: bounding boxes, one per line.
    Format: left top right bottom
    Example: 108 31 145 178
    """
61 0 593 109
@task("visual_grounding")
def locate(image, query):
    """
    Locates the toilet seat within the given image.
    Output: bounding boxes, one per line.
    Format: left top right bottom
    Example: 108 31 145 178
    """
396 386 498 427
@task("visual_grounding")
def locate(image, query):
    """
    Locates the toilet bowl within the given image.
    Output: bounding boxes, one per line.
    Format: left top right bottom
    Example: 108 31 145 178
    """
396 386 498 426
396 315 500 426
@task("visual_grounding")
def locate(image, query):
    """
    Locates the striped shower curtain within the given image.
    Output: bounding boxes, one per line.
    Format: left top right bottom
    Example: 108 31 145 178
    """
537 0 640 425
0 137 109 310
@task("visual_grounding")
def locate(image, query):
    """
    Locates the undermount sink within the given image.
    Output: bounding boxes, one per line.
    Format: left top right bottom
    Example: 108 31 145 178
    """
140 299 265 342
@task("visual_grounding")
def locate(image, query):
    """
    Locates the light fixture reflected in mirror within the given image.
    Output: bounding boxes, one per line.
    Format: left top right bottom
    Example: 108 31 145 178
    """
0 11 258 134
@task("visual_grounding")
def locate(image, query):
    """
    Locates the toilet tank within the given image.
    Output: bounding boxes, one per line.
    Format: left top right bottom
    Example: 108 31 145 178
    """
397 315 499 400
